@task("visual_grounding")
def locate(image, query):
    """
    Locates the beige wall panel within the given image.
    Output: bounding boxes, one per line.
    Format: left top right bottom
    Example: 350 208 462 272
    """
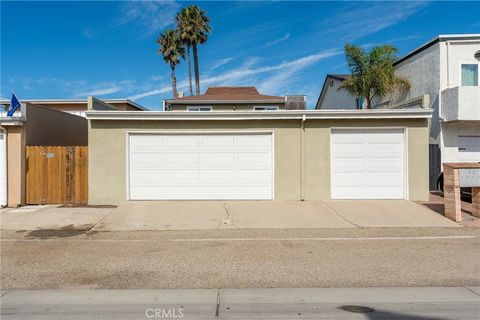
6 126 25 207
407 126 430 201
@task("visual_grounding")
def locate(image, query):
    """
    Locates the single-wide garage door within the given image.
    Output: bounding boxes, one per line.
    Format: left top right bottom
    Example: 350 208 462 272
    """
128 133 273 200
331 129 405 199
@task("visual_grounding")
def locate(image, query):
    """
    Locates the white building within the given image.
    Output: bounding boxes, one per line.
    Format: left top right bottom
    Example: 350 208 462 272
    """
316 34 480 187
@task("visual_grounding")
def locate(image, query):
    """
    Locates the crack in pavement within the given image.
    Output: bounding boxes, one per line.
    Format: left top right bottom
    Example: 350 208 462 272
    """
217 202 239 229
0 290 11 297
215 289 220 318
324 202 362 228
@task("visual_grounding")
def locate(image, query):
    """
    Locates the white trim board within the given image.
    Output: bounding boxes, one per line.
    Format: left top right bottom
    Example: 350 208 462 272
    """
86 109 433 121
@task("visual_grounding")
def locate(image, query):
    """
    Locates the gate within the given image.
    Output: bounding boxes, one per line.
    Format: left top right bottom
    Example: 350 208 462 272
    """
26 146 88 204
429 144 441 191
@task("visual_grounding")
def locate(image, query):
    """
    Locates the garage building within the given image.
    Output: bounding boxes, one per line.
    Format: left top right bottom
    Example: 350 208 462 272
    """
86 109 432 205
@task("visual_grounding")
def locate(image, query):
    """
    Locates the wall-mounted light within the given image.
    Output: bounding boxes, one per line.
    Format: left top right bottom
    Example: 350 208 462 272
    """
475 50 480 60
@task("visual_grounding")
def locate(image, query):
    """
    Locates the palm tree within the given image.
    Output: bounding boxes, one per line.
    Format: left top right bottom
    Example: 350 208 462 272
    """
176 7 194 96
338 44 410 109
157 28 185 98
176 5 211 95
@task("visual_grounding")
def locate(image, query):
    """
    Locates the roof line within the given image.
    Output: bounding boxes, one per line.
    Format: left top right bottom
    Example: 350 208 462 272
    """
86 108 432 121
394 34 480 66
0 98 148 111
165 99 286 104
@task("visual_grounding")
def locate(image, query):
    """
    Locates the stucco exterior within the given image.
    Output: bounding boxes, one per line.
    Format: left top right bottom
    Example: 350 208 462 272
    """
88 118 429 205
6 126 25 207
388 42 442 143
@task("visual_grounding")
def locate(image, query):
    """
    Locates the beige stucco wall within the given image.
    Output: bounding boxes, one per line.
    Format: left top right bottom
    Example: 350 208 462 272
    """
88 118 429 205
6 126 25 207
169 103 286 112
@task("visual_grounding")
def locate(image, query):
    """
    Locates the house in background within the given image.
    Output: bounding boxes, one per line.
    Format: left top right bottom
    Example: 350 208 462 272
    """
164 87 306 111
315 74 364 110
0 97 149 207
314 34 480 189
0 97 148 117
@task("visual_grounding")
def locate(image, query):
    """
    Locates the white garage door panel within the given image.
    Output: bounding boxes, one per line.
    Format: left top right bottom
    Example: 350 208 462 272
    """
331 129 405 199
129 133 273 200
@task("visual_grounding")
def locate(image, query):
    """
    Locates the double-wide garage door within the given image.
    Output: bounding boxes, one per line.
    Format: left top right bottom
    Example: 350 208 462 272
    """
331 129 406 199
128 133 273 200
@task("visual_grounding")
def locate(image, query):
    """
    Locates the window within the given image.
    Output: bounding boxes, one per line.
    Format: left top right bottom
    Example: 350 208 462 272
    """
461 64 479 86
329 80 334 87
253 106 279 111
187 106 212 112
355 97 364 109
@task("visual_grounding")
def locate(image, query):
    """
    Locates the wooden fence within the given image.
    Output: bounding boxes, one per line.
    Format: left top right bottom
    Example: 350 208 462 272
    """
26 146 88 205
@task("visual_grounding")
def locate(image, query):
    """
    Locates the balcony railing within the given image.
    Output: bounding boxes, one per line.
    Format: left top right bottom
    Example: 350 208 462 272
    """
441 86 480 122
0 111 22 118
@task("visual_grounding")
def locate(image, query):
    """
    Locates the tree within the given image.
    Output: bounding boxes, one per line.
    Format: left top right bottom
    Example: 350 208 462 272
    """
157 28 185 98
176 5 211 95
176 7 194 96
338 44 410 109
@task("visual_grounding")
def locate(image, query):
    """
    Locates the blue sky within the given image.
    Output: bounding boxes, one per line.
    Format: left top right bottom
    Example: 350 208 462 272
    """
1 1 479 110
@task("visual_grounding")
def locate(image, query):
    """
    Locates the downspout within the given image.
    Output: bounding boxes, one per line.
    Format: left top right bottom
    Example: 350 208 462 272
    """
300 114 306 201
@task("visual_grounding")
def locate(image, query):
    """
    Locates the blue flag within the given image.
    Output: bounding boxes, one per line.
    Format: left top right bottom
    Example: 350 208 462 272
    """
7 93 20 116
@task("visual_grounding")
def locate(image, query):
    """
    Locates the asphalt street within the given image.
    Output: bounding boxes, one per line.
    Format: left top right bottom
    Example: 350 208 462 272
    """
1 228 479 289
2 287 480 319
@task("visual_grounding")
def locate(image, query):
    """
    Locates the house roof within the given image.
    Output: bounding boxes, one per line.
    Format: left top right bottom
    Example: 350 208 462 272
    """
165 87 285 104
0 98 148 111
327 74 351 81
315 74 351 109
394 34 480 66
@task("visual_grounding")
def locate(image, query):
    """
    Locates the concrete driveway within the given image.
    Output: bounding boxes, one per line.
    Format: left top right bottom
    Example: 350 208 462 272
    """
93 200 459 231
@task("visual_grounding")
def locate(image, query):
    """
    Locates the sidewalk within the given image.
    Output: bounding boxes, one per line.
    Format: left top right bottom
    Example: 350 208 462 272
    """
2 287 479 319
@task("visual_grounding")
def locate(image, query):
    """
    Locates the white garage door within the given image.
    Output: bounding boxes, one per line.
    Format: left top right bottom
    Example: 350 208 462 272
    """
128 133 273 200
331 129 406 199
0 132 6 206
